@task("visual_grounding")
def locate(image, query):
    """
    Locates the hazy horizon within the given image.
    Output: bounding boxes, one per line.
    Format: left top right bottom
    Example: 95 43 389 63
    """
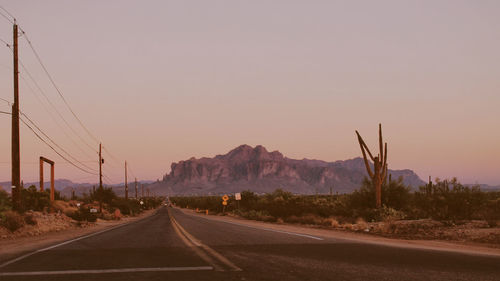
0 1 499 186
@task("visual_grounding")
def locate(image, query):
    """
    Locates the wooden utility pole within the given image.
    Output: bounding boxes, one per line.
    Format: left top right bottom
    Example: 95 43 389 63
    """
11 21 21 211
99 143 103 189
134 178 138 199
98 143 103 212
124 161 128 200
141 184 144 197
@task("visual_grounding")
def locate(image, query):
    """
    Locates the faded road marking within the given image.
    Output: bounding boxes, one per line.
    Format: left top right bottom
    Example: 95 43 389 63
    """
0 266 214 276
168 209 242 272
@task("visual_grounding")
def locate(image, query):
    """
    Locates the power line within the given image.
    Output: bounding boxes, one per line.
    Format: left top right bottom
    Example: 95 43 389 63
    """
0 39 98 157
0 10 13 24
0 98 97 172
0 37 9 47
19 29 100 145
0 107 97 175
18 58 98 154
20 111 97 172
20 116 98 175
0 5 15 21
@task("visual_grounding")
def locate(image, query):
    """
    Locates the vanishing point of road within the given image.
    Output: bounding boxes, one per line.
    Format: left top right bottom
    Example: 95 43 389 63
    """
0 207 499 281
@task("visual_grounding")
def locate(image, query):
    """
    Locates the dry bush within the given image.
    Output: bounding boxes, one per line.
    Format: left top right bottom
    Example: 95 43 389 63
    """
23 212 37 225
354 218 368 231
324 217 340 228
52 200 78 215
1 211 25 232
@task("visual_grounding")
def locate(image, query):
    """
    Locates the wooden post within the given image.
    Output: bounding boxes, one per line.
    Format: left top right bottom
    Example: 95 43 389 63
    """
50 162 55 201
124 162 128 199
40 157 55 202
135 178 138 199
39 157 44 191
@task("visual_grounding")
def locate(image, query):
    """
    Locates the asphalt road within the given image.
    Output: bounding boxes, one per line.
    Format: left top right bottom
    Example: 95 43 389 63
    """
1 207 499 281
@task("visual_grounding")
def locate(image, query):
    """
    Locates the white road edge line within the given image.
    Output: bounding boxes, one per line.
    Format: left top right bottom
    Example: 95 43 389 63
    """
182 209 324 240
0 213 153 269
0 266 214 276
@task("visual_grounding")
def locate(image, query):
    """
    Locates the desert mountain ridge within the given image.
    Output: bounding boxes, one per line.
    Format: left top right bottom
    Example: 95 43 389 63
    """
147 144 427 195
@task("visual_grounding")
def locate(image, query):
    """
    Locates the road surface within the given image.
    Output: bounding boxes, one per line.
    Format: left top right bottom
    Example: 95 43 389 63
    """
0 207 499 281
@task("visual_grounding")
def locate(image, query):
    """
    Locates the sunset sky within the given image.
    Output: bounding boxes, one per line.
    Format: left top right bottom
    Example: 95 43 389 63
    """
0 0 499 186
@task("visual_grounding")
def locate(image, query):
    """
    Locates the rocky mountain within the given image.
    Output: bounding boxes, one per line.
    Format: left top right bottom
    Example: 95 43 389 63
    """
148 144 426 195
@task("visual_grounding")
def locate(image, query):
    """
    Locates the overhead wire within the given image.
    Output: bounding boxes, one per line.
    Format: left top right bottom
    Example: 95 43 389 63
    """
0 10 13 24
0 39 98 159
0 5 15 21
0 98 97 172
19 28 101 145
0 7 139 185
0 103 98 175
21 114 97 175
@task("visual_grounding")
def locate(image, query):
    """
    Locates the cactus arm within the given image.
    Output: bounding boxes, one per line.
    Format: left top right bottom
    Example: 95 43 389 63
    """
356 131 375 161
379 123 384 162
356 131 374 178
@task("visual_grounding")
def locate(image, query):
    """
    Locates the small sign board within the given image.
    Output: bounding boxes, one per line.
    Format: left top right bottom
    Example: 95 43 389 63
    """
235 193 241 201
90 208 98 213
222 194 229 201
222 201 228 206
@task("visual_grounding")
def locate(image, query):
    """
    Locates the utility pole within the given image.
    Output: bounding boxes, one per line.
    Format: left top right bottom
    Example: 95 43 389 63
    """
141 184 144 197
99 143 103 189
98 143 103 213
135 178 138 199
11 21 21 211
124 161 128 200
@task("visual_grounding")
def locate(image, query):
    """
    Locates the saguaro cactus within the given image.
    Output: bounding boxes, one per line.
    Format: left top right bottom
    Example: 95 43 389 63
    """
355 124 388 208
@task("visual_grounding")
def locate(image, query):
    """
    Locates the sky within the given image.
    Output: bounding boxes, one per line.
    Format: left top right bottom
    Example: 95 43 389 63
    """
0 0 499 185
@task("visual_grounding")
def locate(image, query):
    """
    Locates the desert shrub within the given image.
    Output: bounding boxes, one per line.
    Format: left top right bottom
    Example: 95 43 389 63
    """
234 209 276 222
239 190 260 210
284 214 328 225
141 197 164 209
171 196 221 212
170 178 500 224
412 178 487 220
110 198 141 215
69 207 97 222
477 198 500 227
1 210 24 232
23 213 37 225
0 190 11 213
92 187 117 205
21 185 51 212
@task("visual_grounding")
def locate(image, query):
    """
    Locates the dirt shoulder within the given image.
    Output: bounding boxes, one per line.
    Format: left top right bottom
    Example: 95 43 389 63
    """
176 207 500 257
0 209 157 263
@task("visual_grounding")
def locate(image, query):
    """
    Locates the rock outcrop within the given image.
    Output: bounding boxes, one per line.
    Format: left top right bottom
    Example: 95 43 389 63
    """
151 145 425 195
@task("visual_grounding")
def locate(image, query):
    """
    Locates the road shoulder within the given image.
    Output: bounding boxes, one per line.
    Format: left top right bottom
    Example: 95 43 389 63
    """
176 207 500 257
0 209 158 263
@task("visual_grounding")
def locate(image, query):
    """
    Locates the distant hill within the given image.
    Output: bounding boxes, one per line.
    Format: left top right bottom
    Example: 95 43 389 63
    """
147 144 426 196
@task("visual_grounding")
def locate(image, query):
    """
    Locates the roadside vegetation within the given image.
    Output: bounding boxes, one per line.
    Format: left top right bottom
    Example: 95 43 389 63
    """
0 185 163 234
170 177 500 242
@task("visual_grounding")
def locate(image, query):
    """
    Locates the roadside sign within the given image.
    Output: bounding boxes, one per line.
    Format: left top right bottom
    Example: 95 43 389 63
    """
235 193 241 200
222 201 228 206
90 208 98 213
222 194 229 201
